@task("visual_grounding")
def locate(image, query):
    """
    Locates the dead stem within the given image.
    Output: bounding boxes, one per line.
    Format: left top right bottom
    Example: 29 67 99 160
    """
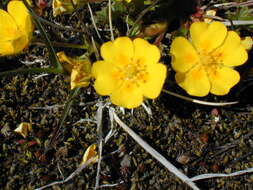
111 108 200 190
88 3 102 41
191 167 253 181
94 102 105 190
212 0 253 9
34 157 97 190
108 0 114 41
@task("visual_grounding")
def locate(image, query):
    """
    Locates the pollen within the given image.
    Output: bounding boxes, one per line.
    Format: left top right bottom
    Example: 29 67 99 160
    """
119 59 148 86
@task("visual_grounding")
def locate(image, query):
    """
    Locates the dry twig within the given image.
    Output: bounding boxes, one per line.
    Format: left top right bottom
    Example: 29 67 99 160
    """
111 108 200 190
34 157 96 190
108 0 114 40
191 167 253 181
88 3 102 41
94 103 105 190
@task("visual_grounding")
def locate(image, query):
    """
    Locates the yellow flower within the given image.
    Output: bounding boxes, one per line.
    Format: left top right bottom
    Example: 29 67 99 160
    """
92 37 167 109
0 1 34 56
57 51 91 89
170 21 248 97
80 144 98 166
115 0 132 3
52 0 86 17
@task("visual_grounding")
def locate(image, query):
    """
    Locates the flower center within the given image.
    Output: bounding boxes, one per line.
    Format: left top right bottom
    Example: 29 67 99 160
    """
119 59 148 87
199 52 222 75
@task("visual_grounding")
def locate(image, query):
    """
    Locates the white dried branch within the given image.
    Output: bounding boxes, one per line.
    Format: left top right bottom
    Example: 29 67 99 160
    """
111 109 200 190
162 89 238 106
73 118 96 125
94 103 104 190
88 3 102 41
35 147 122 190
57 162 65 180
91 36 100 60
35 157 96 190
191 167 253 181
28 104 64 110
213 0 253 9
33 73 50 80
96 180 124 189
223 20 253 26
108 0 114 40
105 108 116 143
141 102 152 115
21 58 46 66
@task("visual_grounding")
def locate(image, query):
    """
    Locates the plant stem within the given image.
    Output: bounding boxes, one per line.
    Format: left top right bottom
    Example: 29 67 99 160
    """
0 67 63 77
46 87 81 151
162 89 238 106
33 40 88 49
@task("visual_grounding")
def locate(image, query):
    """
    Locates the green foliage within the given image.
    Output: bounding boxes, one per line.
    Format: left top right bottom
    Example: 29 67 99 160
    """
227 6 253 20
0 0 8 8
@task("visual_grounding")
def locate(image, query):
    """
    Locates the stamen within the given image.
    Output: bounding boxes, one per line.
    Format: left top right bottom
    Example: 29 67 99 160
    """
118 59 148 86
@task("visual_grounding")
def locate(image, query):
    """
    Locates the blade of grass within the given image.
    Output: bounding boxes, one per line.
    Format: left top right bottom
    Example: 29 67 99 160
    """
26 12 85 33
0 67 62 77
45 87 81 151
22 0 63 72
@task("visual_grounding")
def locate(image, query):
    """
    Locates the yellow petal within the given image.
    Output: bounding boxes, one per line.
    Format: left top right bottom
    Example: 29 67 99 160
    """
0 9 19 41
81 144 98 165
175 65 210 97
8 1 34 34
52 0 75 17
110 82 143 109
92 61 121 95
190 21 227 53
133 38 160 65
14 122 32 138
142 63 167 99
0 41 15 56
170 37 199 73
71 64 91 89
12 34 29 54
57 51 73 65
56 51 73 73
101 37 134 68
0 34 28 56
209 66 240 95
212 31 248 67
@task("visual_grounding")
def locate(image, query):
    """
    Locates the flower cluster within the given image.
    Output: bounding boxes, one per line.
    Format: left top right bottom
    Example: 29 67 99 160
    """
0 0 249 109
0 1 34 56
170 21 248 97
91 21 249 108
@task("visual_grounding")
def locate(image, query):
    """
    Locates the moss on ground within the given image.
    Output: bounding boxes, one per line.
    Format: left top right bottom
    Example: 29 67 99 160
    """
1 72 253 189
